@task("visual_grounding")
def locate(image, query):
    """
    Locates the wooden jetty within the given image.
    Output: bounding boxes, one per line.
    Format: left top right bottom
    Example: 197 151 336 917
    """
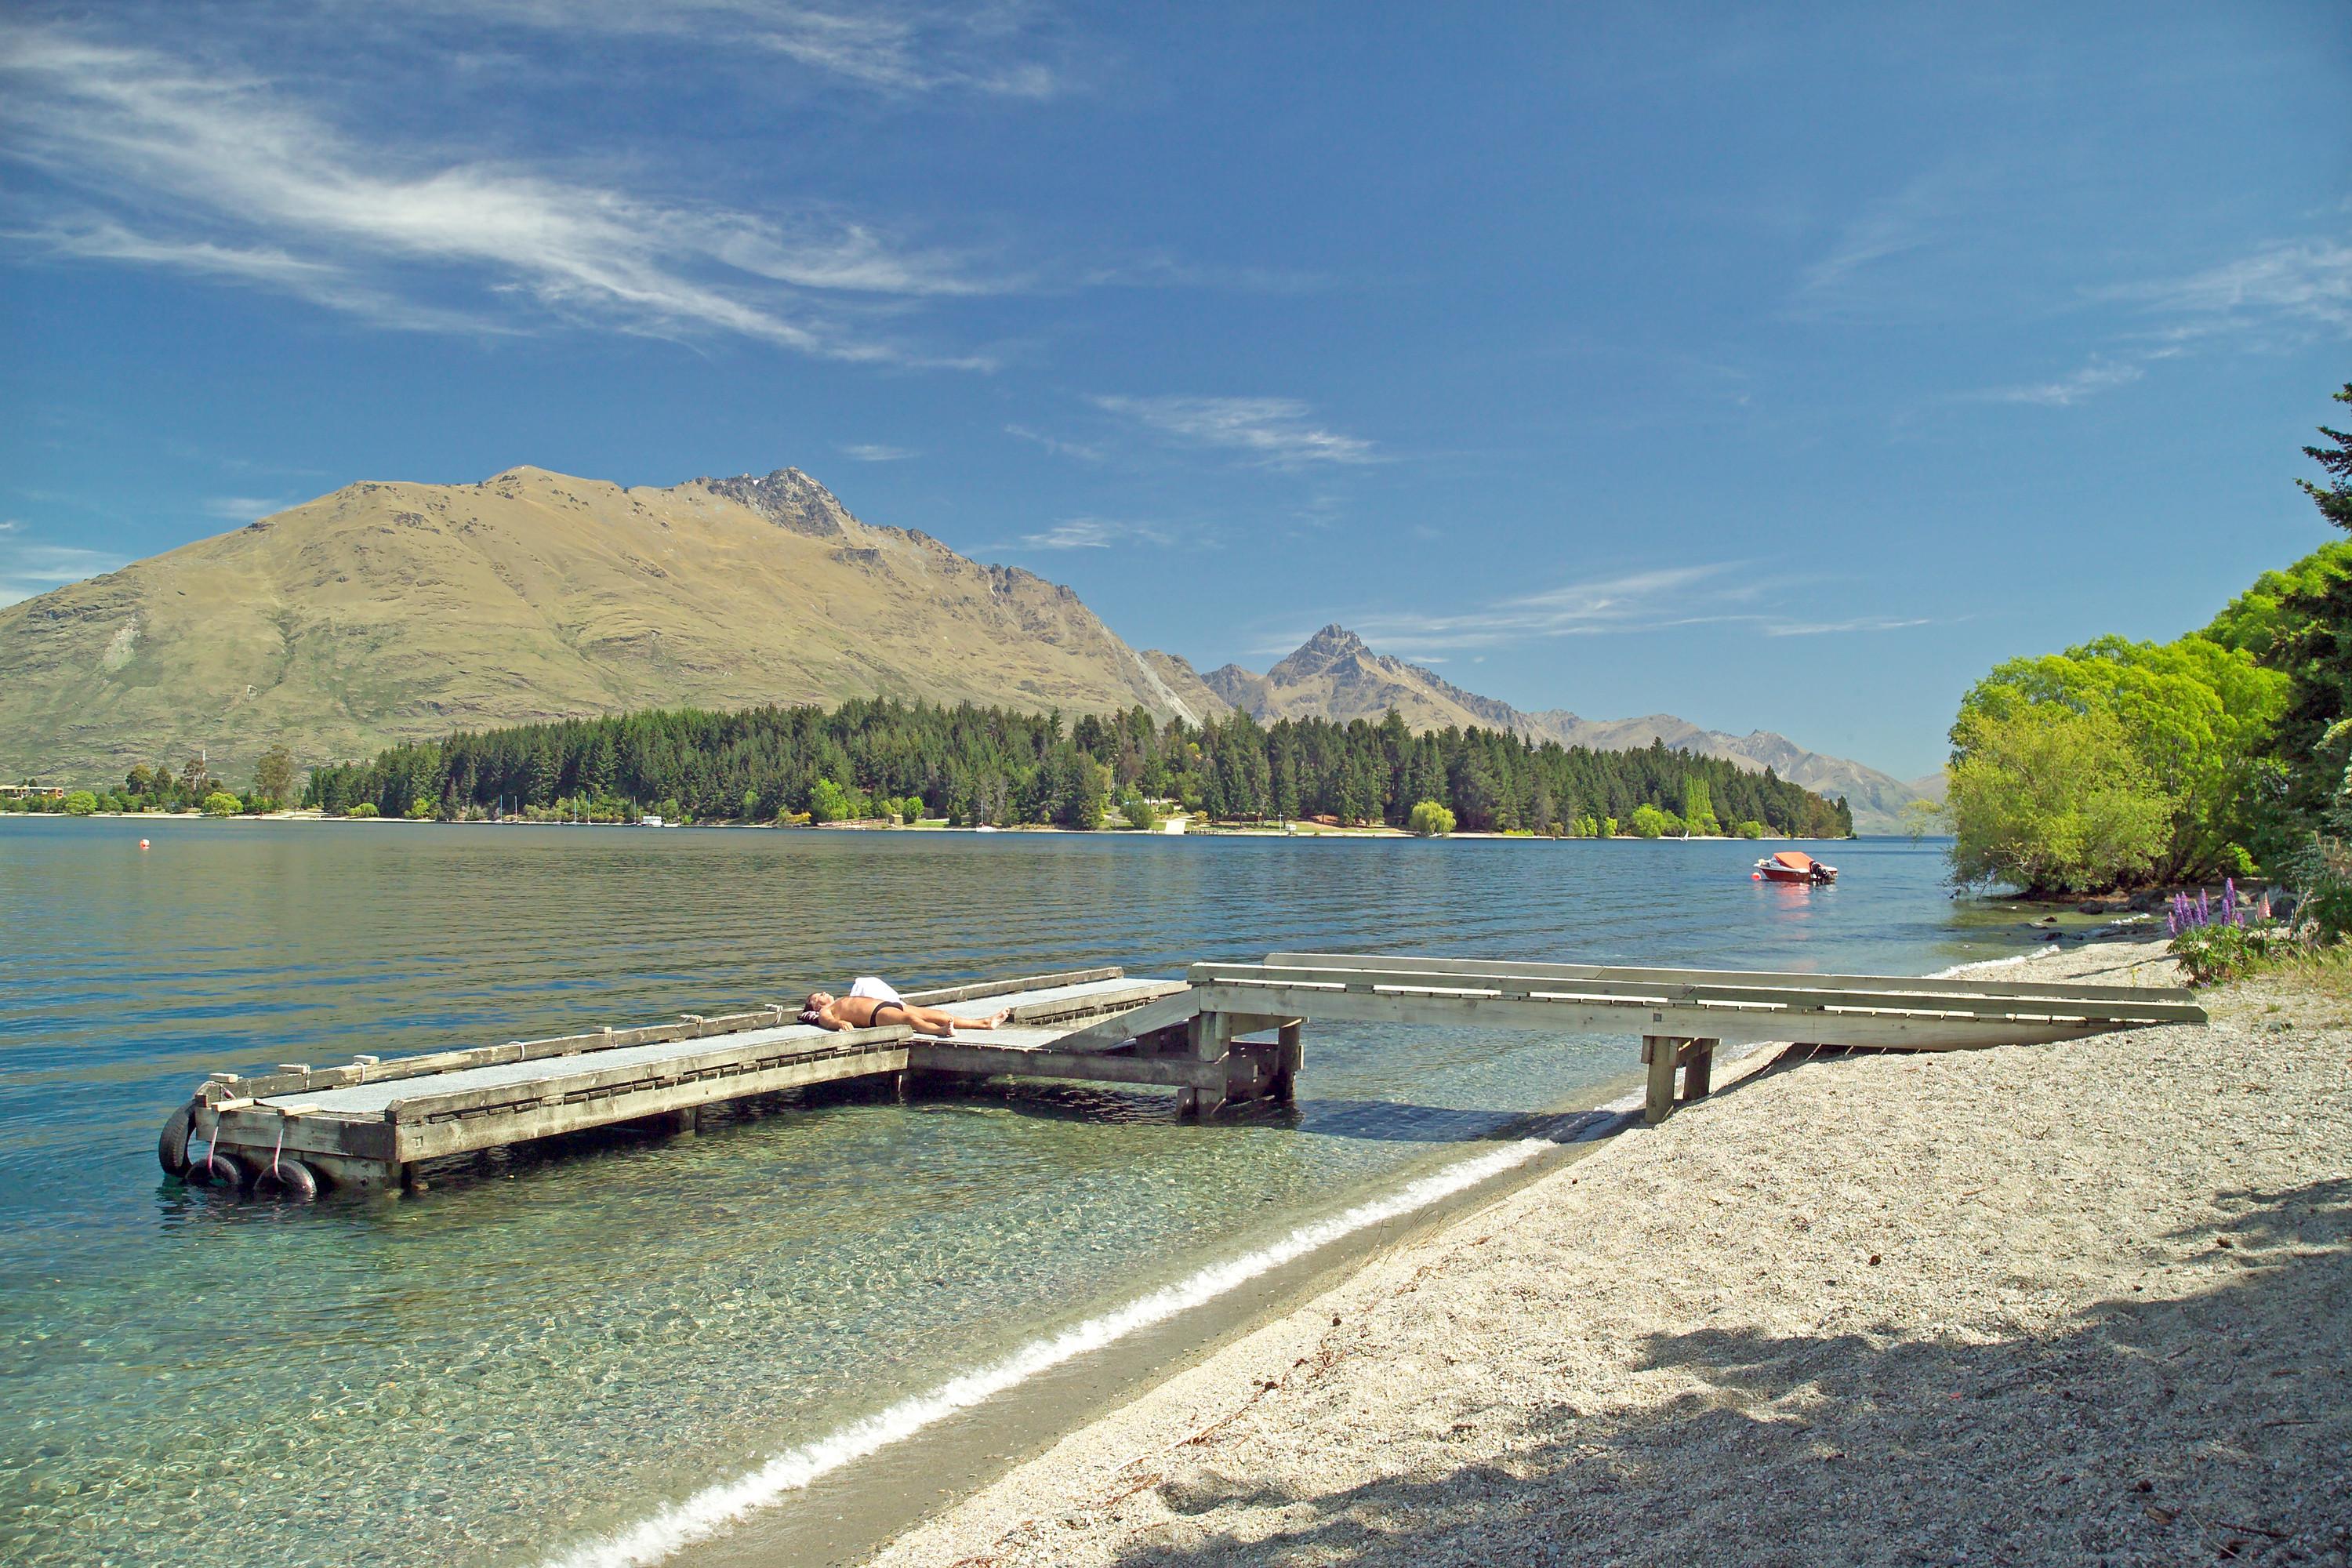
159 953 2204 1197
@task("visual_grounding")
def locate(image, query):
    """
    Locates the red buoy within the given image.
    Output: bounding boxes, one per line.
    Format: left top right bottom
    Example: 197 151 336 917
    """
140 839 151 850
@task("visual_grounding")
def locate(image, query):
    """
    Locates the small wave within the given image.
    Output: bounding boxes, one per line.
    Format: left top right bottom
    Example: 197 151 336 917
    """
543 1134 1558 1568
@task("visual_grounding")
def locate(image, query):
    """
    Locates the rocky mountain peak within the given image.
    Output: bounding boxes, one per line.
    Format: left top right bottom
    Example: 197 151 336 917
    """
1269 623 1371 681
700 467 854 539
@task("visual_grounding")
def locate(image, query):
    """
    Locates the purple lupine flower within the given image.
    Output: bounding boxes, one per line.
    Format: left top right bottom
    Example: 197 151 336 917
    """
2198 889 2211 926
2223 877 2239 928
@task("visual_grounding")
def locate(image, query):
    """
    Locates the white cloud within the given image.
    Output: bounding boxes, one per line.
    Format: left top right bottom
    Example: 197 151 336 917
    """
1975 359 2144 407
0 24 1005 361
1763 615 1933 637
0 534 126 605
1091 395 1376 466
1290 564 1938 655
201 495 289 521
983 517 1171 551
443 1 1065 99
2102 238 2352 336
1004 423 1106 462
838 443 915 462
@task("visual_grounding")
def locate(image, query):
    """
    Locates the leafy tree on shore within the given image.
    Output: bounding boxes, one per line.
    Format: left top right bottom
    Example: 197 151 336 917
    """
251 745 297 806
1947 702 2172 894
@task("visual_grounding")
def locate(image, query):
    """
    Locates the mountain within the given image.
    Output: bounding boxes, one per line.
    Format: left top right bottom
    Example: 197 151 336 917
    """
1203 626 1929 832
0 465 1226 786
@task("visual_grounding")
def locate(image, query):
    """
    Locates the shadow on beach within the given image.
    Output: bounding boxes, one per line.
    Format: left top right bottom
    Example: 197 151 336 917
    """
1096 1177 2352 1566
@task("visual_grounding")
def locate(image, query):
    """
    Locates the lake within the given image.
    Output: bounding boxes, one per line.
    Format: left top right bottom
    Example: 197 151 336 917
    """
0 819 2031 1566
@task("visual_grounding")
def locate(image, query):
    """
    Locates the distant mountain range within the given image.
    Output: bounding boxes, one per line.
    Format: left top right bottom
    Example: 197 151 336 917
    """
1201 626 1933 831
0 465 1929 828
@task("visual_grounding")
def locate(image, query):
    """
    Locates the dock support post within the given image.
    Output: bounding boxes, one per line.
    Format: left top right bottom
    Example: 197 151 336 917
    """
1181 1011 1232 1118
1272 1022 1302 1105
1642 1035 1680 1126
399 1161 425 1196
1683 1038 1717 1102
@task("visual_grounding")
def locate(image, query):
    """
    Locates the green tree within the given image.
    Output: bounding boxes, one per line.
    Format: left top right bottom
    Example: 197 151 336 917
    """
252 745 297 805
1947 702 2173 894
1628 804 1672 838
808 778 858 823
1956 633 2281 880
347 801 379 818
1407 799 1455 836
1681 776 1719 837
61 790 98 815
2298 381 2352 532
1734 818 1766 840
201 790 242 817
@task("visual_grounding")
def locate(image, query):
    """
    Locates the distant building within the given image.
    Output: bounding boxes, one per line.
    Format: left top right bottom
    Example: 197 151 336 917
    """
0 784 66 800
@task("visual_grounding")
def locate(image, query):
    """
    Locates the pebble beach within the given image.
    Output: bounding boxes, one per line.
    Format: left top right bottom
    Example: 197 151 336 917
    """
864 936 2352 1566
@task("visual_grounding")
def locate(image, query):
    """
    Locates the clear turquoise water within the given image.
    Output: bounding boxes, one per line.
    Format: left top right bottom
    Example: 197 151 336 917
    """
0 820 2022 1566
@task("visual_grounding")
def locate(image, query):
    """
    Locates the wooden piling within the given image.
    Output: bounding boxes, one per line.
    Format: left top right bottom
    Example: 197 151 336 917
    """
1682 1037 1717 1102
1642 1035 1679 1125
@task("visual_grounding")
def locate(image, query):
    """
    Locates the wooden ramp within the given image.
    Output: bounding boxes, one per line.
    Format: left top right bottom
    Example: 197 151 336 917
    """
1189 952 2204 1123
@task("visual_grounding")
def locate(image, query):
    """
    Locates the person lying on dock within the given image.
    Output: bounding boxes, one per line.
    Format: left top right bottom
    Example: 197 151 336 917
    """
798 977 1010 1037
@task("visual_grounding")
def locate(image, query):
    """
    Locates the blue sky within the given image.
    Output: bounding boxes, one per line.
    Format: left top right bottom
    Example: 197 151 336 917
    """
2 2 2346 779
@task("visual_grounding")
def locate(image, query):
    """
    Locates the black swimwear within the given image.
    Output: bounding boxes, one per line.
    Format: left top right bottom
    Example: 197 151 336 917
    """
869 1001 909 1026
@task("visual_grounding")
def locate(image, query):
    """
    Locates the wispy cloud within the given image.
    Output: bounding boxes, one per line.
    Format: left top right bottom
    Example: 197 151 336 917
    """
2101 237 2352 336
445 0 1067 99
1791 165 1993 321
0 532 126 606
1004 423 1106 462
0 24 1008 362
1257 564 1939 657
837 443 915 462
1973 358 2145 407
1091 395 1376 467
201 495 290 521
1764 615 1934 637
982 517 1172 552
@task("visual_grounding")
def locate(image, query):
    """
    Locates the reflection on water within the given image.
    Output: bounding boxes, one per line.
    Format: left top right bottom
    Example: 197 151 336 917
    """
0 821 2009 1566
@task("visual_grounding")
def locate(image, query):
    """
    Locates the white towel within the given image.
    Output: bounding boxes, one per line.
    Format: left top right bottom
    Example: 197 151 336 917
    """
848 976 904 1005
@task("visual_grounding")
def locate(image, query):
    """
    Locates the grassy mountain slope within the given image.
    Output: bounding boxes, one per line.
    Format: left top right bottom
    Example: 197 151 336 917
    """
0 466 1222 786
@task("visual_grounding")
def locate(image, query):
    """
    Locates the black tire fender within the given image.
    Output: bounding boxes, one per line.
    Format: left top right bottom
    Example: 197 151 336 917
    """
158 1099 200 1178
252 1157 320 1200
187 1149 248 1192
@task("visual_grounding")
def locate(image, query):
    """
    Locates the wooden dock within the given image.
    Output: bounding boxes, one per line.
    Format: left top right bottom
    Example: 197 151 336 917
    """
159 953 2204 1197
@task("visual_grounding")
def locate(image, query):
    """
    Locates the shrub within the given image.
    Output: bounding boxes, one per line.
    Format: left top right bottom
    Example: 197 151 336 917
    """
1120 793 1163 832
1629 804 1672 838
1735 819 1766 840
200 791 241 817
1407 800 1456 837
404 798 434 819
2287 834 2352 938
61 790 98 816
347 801 379 819
2171 920 2296 985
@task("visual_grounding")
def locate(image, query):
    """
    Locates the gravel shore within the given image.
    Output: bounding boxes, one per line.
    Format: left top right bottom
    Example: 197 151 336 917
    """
864 938 2352 1566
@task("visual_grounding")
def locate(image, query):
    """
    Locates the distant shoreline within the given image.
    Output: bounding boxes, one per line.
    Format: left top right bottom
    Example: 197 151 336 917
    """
9 809 1848 844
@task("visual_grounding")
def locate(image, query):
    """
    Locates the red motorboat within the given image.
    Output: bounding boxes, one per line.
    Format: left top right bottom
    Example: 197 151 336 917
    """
1755 849 1837 884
